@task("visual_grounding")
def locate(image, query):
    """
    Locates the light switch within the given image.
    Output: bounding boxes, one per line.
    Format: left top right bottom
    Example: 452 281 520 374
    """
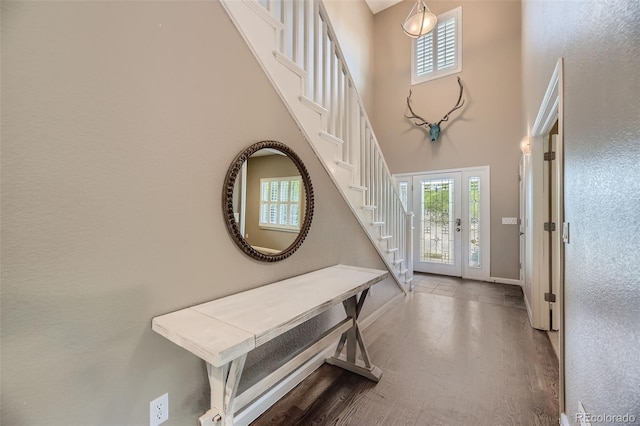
502 217 518 225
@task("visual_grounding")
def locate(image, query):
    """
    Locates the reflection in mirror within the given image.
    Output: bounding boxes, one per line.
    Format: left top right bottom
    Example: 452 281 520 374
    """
224 141 314 262
232 148 306 255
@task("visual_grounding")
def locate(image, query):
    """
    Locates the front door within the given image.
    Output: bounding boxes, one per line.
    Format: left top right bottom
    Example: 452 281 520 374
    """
412 172 462 276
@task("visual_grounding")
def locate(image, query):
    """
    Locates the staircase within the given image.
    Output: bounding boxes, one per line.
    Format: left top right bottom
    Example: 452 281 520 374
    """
221 0 413 291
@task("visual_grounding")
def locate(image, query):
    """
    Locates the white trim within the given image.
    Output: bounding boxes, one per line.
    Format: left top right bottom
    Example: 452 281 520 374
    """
531 59 561 137
523 289 534 325
231 293 404 426
395 165 488 178
488 276 522 286
561 413 572 426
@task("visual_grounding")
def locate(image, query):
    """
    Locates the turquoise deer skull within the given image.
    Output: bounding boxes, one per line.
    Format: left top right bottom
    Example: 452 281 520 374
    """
405 77 465 142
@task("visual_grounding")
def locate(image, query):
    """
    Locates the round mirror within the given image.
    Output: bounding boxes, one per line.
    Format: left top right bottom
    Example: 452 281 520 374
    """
223 141 314 262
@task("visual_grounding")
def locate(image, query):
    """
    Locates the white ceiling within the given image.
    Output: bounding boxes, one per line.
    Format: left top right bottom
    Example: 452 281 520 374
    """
364 0 403 15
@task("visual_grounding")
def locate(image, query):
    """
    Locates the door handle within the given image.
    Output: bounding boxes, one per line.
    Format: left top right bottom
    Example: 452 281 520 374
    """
455 218 461 226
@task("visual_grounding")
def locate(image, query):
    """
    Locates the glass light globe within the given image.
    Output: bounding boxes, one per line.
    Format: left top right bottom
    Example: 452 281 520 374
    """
402 9 437 38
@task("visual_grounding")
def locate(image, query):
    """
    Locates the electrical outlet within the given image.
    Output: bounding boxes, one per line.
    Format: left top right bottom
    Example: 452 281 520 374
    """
150 393 169 426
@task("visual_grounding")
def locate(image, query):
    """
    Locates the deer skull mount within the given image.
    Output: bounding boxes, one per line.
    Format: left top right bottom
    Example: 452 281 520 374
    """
405 77 465 142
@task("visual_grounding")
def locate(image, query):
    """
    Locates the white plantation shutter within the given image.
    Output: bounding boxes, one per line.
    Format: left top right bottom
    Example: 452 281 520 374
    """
436 17 456 69
412 7 462 84
415 32 434 75
259 176 303 231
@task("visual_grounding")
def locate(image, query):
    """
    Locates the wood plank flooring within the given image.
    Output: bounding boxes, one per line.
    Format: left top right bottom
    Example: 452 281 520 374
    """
252 275 559 426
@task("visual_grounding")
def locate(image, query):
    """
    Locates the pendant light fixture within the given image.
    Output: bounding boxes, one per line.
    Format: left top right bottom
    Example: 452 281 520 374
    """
401 0 437 38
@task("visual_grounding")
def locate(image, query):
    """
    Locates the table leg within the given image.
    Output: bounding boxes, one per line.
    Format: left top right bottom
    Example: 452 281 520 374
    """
199 354 246 426
326 290 382 382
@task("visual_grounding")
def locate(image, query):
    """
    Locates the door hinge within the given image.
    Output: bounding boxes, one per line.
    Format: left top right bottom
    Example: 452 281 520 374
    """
544 292 556 303
544 152 556 161
544 222 556 232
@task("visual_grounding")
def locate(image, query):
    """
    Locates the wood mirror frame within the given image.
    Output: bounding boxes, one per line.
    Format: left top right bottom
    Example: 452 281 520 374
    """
223 141 314 262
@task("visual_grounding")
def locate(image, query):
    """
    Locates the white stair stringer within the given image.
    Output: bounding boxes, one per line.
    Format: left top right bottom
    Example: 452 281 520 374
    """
220 0 412 292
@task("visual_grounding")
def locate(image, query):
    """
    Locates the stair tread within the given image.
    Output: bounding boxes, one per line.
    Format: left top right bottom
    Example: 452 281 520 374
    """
387 248 398 253
336 161 355 171
362 205 376 210
349 185 367 192
300 95 328 115
273 50 307 77
319 131 344 145
380 235 392 240
371 222 384 226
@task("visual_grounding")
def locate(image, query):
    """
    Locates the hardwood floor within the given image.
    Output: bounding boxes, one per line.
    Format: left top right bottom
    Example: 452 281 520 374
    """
252 275 559 426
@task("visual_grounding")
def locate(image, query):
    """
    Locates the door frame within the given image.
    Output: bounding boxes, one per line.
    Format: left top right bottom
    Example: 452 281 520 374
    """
395 165 491 281
527 57 565 414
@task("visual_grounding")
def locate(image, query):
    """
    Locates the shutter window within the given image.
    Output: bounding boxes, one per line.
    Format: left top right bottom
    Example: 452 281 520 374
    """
412 7 462 84
259 176 303 231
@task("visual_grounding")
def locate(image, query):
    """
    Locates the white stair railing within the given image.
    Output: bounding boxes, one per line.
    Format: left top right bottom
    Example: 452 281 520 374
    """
222 0 413 290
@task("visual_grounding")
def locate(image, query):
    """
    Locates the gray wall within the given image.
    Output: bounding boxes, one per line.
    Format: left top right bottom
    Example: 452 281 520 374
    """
522 0 640 422
0 1 399 424
372 0 524 279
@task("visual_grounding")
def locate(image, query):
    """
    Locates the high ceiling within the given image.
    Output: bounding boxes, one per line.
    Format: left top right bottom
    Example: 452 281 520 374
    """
364 0 403 14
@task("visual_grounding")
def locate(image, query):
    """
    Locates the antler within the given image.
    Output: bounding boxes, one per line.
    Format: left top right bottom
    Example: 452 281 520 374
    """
437 77 465 125
405 90 433 127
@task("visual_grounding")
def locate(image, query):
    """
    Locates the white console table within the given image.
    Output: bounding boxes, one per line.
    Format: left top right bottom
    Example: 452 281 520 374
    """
152 264 388 426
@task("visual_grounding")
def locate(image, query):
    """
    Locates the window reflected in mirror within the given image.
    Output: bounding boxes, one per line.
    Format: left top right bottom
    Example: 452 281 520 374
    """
226 142 312 261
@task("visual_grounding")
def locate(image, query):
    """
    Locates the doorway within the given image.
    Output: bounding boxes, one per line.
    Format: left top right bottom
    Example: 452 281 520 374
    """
521 57 565 415
412 172 461 276
396 166 490 280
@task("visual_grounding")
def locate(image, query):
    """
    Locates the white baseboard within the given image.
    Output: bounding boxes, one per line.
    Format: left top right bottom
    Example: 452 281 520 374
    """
359 292 404 330
232 292 404 425
523 291 534 327
488 276 523 286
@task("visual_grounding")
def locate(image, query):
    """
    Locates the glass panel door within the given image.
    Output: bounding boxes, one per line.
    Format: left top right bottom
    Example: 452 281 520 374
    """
413 172 462 276
407 167 490 279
